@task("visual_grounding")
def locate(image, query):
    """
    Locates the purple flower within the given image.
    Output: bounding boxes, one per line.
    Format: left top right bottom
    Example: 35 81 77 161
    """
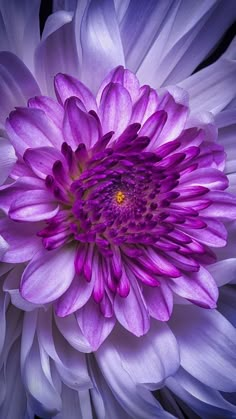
1 66 235 349
0 1 236 418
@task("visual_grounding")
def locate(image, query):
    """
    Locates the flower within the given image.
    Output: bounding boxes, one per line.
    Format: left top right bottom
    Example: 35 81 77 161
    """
0 1 236 418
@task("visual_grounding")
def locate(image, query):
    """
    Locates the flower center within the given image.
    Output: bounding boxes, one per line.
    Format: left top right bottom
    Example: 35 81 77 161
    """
115 191 125 204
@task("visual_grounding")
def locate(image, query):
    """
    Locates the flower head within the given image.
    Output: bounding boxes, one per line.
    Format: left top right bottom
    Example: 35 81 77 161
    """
1 66 236 350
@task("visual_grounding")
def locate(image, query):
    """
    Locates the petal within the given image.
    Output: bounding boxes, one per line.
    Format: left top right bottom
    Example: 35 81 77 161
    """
3 265 40 311
180 168 228 190
0 51 40 127
0 137 16 184
97 66 140 104
23 146 64 179
155 87 189 146
9 190 59 222
0 217 42 263
208 259 236 287
6 107 64 157
63 97 101 148
55 314 92 353
54 73 97 111
168 266 218 309
167 367 236 419
108 320 179 388
37 309 91 391
143 281 173 321
96 336 174 419
28 95 64 130
77 0 125 94
114 272 150 336
137 1 236 87
56 274 94 317
76 298 116 351
22 336 62 417
201 191 236 220
0 0 40 72
0 176 45 212
0 339 27 419
20 246 76 304
35 10 79 97
99 82 132 138
169 305 236 391
179 42 236 114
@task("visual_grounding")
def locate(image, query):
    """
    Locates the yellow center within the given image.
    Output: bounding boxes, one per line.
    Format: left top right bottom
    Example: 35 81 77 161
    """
115 191 125 204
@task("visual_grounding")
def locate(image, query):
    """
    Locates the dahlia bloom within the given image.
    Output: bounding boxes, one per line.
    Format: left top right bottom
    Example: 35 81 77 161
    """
0 0 236 418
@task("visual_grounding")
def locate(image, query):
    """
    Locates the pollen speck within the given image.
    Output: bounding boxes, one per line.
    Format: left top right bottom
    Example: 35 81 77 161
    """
115 191 125 204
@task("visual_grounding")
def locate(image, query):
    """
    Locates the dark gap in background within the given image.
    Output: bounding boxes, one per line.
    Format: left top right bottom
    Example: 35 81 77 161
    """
194 21 236 73
39 0 53 34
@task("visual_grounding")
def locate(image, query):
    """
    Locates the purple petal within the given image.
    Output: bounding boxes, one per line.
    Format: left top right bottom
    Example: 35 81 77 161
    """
179 41 236 114
168 266 218 309
20 245 76 304
156 87 189 145
180 168 228 190
63 97 101 149
76 298 116 350
9 190 59 222
99 82 132 138
114 271 150 336
0 52 40 127
78 0 125 94
97 66 140 104
24 146 64 179
131 84 158 124
169 305 236 391
143 281 173 321
54 73 97 111
35 10 79 97
28 95 64 130
201 191 236 219
0 217 41 263
109 320 179 388
140 110 167 148
0 138 16 184
0 176 45 212
6 107 64 156
56 274 94 316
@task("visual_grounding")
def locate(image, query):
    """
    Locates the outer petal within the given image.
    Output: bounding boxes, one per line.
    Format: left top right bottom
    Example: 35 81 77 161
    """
77 0 125 94
96 336 174 419
20 246 76 304
108 320 180 389
137 1 236 87
9 190 59 222
169 305 236 392
76 299 116 351
0 0 40 73
22 318 62 417
0 217 42 263
0 138 16 184
35 10 79 97
6 107 64 157
167 367 236 419
0 52 40 127
179 40 236 114
168 266 218 309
